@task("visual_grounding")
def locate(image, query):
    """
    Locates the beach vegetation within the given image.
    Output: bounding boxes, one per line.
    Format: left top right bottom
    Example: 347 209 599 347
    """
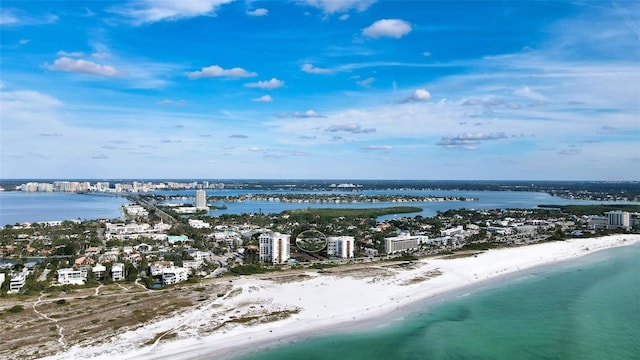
7 305 24 313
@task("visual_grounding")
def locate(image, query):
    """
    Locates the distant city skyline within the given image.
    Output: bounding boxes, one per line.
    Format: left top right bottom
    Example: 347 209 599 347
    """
1 1 638 180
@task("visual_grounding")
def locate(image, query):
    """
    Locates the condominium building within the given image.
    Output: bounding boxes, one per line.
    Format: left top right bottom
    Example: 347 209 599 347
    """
259 232 291 264
608 211 630 229
384 234 427 254
195 189 208 210
327 236 355 259
162 267 188 285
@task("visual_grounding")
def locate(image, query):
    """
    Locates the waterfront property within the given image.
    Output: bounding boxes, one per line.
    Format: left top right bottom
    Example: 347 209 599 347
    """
57 268 87 285
259 232 291 264
384 233 430 254
327 236 355 259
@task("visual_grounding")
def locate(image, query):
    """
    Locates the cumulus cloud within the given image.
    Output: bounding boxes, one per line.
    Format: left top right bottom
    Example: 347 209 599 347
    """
247 8 268 16
301 63 332 74
325 124 375 133
362 145 393 151
252 95 273 102
293 110 325 118
187 65 257 79
244 78 285 89
400 88 431 103
357 77 375 88
116 0 234 24
436 132 508 149
45 57 124 77
300 0 376 14
362 19 412 39
229 134 249 138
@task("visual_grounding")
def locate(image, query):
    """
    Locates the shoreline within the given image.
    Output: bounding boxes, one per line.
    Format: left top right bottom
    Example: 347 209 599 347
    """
40 234 640 360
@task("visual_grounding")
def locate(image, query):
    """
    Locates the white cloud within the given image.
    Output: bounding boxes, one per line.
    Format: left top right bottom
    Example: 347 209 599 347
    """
423 51 431 57
357 77 375 88
301 63 333 74
244 78 285 89
116 0 235 25
362 19 412 39
252 95 273 102
247 8 268 16
46 57 124 77
0 9 58 26
300 0 376 14
57 50 84 57
513 86 546 101
339 14 350 21
249 147 264 152
412 89 431 100
400 88 431 103
187 65 257 79
18 39 30 45
294 110 325 118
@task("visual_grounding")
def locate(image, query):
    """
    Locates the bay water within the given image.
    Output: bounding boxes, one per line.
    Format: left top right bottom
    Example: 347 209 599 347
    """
0 189 605 227
237 244 640 360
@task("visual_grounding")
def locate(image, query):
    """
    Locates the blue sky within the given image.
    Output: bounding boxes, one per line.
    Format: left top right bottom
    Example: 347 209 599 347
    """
1 0 638 180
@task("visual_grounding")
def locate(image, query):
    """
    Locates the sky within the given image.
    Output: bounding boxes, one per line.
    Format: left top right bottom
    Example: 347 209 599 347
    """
0 0 638 180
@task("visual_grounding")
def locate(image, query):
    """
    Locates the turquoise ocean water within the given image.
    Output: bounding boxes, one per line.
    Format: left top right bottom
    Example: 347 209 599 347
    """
237 244 640 360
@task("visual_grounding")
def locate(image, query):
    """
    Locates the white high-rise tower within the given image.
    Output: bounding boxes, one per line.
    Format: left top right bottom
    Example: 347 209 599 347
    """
195 189 208 210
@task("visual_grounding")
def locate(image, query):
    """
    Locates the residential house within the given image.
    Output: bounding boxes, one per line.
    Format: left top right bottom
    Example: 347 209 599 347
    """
111 263 125 281
57 268 87 285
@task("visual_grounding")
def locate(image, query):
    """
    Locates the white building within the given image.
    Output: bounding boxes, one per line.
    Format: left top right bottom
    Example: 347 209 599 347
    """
259 232 291 264
92 264 106 279
327 236 355 259
195 189 209 211
112 263 126 281
57 268 87 285
150 261 174 276
162 267 188 285
384 234 428 254
9 271 28 293
608 211 630 229
188 219 211 229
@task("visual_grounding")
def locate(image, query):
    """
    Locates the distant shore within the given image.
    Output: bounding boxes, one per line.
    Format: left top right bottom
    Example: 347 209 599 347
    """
40 234 640 360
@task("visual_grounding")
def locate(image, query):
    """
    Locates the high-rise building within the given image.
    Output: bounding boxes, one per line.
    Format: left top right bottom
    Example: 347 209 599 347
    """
327 236 355 259
608 211 630 229
195 189 208 210
258 232 291 264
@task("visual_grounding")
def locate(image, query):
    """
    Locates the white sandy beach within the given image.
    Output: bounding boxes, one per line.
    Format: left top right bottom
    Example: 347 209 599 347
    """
41 234 640 360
